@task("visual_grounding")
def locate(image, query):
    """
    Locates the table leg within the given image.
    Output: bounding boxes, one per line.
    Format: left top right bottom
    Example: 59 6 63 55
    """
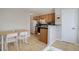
1 35 4 51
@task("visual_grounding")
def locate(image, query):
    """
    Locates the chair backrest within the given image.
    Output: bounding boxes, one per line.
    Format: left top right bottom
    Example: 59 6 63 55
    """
19 32 27 36
6 33 18 38
19 32 27 40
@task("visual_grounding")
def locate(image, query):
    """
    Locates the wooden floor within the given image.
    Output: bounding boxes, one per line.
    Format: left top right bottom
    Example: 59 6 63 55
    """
7 35 46 51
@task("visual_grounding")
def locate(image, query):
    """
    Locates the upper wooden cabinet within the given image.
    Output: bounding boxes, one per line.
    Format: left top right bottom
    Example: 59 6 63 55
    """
33 16 40 20
45 13 55 23
33 13 55 23
39 15 44 19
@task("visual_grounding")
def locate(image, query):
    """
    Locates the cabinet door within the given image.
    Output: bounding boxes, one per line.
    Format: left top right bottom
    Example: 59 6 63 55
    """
45 14 49 22
45 13 55 23
33 16 39 20
48 13 55 23
39 15 44 19
33 13 55 23
40 29 48 44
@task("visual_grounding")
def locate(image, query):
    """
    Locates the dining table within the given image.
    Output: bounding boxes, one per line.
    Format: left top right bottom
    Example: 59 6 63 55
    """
0 31 17 51
0 29 29 51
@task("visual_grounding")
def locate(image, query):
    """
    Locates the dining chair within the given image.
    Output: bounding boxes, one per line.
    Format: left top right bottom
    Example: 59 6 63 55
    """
5 33 18 51
18 32 28 44
0 37 1 51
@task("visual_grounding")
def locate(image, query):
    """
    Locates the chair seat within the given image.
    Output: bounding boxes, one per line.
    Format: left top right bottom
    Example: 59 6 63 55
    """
6 38 18 43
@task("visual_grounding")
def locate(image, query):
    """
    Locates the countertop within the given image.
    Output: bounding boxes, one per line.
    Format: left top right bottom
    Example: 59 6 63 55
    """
35 25 48 29
35 24 61 29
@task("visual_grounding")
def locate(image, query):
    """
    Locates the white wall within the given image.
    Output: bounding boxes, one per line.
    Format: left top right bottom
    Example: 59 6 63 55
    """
0 9 30 31
55 8 62 40
55 8 61 25
0 8 31 37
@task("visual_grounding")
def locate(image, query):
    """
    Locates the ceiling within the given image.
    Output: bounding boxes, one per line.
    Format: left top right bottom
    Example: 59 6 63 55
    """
24 8 55 16
0 8 54 16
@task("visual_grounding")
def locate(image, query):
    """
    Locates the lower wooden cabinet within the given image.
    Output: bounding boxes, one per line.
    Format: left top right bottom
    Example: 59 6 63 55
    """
39 28 48 44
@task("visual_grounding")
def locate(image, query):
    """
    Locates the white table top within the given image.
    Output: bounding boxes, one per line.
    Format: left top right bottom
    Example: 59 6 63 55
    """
0 29 29 35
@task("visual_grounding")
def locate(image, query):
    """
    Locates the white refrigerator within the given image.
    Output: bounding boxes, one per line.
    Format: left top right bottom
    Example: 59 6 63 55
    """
48 25 61 46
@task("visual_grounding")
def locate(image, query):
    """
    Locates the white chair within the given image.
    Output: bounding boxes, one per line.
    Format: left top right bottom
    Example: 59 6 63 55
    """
18 32 28 44
5 33 18 51
0 36 1 51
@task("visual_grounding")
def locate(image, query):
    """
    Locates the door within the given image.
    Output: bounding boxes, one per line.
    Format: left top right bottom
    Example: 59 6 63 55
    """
62 8 78 43
77 9 79 43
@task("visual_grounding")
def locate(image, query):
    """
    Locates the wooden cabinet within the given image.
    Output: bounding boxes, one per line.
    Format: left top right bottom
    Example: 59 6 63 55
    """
45 13 55 23
40 28 48 44
39 15 44 19
44 14 49 22
33 16 40 22
33 16 40 20
33 13 55 24
49 13 55 23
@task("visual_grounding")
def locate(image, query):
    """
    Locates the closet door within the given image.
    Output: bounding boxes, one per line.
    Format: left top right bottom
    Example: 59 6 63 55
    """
61 8 78 43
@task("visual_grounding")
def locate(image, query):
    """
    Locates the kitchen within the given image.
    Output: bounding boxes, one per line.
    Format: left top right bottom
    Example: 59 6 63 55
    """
0 8 79 51
31 8 61 45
